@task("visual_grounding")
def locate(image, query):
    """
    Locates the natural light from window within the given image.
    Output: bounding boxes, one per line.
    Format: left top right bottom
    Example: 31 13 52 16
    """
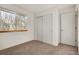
0 8 28 32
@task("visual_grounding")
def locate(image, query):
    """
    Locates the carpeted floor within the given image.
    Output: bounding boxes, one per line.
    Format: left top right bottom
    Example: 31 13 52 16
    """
0 40 78 55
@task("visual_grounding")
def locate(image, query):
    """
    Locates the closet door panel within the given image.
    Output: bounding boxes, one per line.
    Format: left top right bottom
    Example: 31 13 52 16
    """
37 17 43 41
42 14 53 44
37 14 53 45
42 16 47 43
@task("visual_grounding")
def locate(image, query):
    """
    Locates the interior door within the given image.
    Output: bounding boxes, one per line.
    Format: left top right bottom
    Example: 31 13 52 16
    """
61 12 76 46
42 14 52 44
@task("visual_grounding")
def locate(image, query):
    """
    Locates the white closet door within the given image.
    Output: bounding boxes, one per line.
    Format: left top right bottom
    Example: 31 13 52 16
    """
42 15 47 42
61 12 75 46
46 14 52 44
42 14 53 44
37 17 43 41
37 14 53 45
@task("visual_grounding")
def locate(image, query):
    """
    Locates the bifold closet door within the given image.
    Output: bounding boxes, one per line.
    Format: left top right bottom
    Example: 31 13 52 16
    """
37 14 53 44
37 17 43 41
42 14 53 44
61 12 75 46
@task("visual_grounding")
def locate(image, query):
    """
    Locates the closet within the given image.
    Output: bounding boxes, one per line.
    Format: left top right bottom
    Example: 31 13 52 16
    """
36 14 53 44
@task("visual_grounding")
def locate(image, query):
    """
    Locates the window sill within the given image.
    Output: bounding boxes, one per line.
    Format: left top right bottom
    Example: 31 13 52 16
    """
0 30 28 33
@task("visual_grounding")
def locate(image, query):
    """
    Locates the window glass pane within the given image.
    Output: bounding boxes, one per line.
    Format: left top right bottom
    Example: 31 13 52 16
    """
0 8 28 31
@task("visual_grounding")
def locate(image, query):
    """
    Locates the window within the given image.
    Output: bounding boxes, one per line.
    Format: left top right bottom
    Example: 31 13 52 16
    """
0 8 28 32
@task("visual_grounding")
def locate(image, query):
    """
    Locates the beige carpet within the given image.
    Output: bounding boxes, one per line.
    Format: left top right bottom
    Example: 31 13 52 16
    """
0 40 78 55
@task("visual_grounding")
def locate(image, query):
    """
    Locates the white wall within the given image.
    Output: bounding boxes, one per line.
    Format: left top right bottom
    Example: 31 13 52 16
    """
0 31 33 50
0 6 34 50
52 9 60 46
